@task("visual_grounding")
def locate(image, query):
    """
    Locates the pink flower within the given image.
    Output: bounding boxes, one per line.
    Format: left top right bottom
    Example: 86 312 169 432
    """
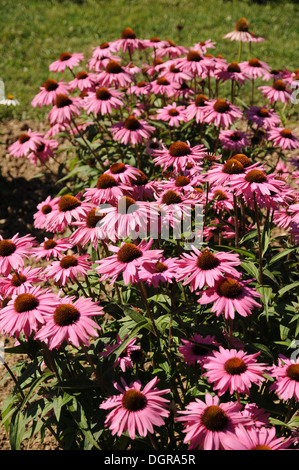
155 102 187 127
176 50 211 78
0 285 59 339
158 59 192 83
33 196 60 230
202 98 242 128
197 276 262 320
176 248 241 291
203 347 267 396
97 60 132 88
219 129 250 152
0 233 35 276
215 61 249 85
68 71 97 92
99 376 170 440
153 140 206 173
0 266 43 297
179 333 220 366
110 28 147 56
208 185 234 212
27 137 58 165
49 52 84 73
83 174 130 205
154 40 188 59
267 127 299 150
258 79 292 104
35 295 104 350
185 94 210 123
176 393 250 450
98 196 158 242
223 17 264 43
83 86 124 115
150 76 181 97
103 162 140 184
205 155 256 186
192 39 216 54
241 403 270 428
138 257 180 288
110 115 155 146
100 334 141 372
269 355 299 401
222 425 294 450
47 94 81 125
69 207 107 250
8 129 44 158
43 253 91 286
95 239 163 285
239 58 270 79
31 79 70 107
127 80 152 96
45 194 91 233
245 105 281 129
31 237 73 261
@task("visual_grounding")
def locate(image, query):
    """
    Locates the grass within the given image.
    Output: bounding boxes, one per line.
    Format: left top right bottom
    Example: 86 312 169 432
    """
0 0 298 121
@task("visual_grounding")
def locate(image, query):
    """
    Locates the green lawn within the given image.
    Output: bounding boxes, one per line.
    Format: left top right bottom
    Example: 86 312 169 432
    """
1 0 298 121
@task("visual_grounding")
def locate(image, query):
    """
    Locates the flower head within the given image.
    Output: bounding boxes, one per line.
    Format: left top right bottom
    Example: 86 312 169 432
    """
0 233 35 276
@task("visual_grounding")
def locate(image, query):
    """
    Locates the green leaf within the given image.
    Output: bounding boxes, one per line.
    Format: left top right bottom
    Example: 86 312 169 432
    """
267 248 298 266
278 281 299 297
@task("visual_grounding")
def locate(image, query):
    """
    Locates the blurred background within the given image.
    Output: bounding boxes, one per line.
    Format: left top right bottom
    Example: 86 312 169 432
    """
0 0 298 121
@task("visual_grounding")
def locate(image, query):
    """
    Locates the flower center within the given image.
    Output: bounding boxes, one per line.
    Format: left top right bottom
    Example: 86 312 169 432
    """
53 304 80 326
42 79 59 91
137 81 147 87
175 176 190 187
168 108 179 116
227 62 241 73
117 243 143 263
191 343 209 356
86 208 105 228
59 52 72 61
0 240 16 257
100 42 109 49
229 154 251 167
41 204 53 215
248 58 261 67
122 389 147 411
59 255 78 269
14 294 39 313
105 60 122 74
286 364 299 381
273 80 286 91
117 196 137 214
257 108 270 119
169 141 190 157
156 77 170 86
124 116 141 131
280 128 293 138
200 406 228 431
224 357 247 375
44 239 57 250
11 273 27 287
109 162 126 174
251 445 273 450
76 71 88 80
154 261 168 273
18 133 30 144
161 190 182 205
235 17 249 32
150 37 161 43
195 94 208 107
196 250 220 270
96 87 112 100
229 131 242 141
245 169 267 183
223 159 244 174
218 278 243 298
213 99 230 113
213 190 228 201
167 39 176 46
96 174 118 189
187 50 202 62
58 195 81 212
132 170 148 186
55 94 73 108
121 27 136 39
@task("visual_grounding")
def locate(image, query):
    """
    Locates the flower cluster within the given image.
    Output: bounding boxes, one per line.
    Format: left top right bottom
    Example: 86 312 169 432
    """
1 21 299 451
